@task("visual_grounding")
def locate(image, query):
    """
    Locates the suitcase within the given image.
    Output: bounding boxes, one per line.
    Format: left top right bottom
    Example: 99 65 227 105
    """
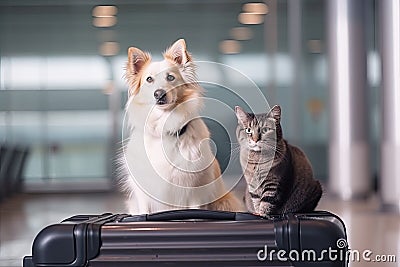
23 209 348 267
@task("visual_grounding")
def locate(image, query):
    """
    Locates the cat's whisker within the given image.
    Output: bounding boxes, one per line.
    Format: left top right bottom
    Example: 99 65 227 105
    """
228 146 242 162
262 142 285 158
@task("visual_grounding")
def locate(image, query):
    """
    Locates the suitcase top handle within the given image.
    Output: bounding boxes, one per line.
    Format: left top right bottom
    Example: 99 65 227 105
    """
121 209 343 223
121 209 264 222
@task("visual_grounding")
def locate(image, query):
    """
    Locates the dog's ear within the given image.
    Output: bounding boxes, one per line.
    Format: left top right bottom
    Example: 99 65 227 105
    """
126 47 151 97
164 39 192 65
127 47 151 75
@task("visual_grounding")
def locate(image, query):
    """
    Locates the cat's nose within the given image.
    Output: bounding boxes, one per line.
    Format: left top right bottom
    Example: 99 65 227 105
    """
252 133 260 142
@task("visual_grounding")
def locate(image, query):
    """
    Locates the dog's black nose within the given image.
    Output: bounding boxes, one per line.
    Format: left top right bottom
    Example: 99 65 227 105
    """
154 89 166 100
154 89 167 104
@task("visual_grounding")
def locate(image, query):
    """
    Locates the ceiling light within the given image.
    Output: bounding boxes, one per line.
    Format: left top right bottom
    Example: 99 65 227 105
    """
99 41 120 56
307 40 323 53
93 17 117 28
230 27 254 40
238 13 264 25
92 6 118 17
242 3 269 14
219 40 241 54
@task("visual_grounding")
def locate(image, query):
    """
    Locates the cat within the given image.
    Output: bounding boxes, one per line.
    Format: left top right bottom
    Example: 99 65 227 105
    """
235 105 322 215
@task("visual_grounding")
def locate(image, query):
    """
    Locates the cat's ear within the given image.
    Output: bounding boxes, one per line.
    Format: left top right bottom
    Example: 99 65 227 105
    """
235 106 249 125
268 105 281 122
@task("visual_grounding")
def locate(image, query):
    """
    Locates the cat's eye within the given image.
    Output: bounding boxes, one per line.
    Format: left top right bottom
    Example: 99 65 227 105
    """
166 74 175 81
245 128 253 135
261 127 271 134
146 76 154 83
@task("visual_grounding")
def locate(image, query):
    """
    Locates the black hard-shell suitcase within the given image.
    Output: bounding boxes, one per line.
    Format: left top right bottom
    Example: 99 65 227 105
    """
23 209 348 267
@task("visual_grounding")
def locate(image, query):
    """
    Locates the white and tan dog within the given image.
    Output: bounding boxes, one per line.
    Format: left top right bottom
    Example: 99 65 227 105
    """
120 39 243 214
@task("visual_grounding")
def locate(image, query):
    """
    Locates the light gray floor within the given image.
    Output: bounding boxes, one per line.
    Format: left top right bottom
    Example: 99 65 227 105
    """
0 191 399 266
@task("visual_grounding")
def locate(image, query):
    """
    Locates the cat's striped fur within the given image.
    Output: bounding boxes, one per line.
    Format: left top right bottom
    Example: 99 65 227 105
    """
235 105 322 215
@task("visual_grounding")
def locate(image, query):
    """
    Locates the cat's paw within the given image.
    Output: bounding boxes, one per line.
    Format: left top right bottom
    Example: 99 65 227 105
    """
258 202 274 216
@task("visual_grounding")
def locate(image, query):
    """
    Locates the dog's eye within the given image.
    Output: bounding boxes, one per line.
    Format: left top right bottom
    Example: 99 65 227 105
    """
245 128 253 135
146 76 153 83
166 74 175 82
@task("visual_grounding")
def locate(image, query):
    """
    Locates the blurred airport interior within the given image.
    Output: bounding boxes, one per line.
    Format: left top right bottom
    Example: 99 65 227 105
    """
0 0 400 266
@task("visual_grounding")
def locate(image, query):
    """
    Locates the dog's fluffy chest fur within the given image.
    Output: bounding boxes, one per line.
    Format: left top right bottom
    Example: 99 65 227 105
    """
123 100 218 213
130 102 212 178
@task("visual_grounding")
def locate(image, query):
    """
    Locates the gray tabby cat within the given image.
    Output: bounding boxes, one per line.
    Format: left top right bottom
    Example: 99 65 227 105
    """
235 105 322 215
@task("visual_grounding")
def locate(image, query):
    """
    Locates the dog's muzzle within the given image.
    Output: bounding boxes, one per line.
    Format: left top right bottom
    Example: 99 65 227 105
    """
154 89 167 105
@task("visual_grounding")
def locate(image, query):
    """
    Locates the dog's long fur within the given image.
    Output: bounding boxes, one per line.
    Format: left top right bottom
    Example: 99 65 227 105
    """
119 39 243 214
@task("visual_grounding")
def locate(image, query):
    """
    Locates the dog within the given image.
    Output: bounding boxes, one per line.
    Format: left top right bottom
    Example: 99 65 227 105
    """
120 39 243 214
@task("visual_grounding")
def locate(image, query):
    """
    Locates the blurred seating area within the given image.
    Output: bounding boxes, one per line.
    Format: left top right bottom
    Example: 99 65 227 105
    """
0 144 29 202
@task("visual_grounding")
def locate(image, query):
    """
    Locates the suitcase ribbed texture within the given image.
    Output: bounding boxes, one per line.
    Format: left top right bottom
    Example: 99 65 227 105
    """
89 221 280 266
